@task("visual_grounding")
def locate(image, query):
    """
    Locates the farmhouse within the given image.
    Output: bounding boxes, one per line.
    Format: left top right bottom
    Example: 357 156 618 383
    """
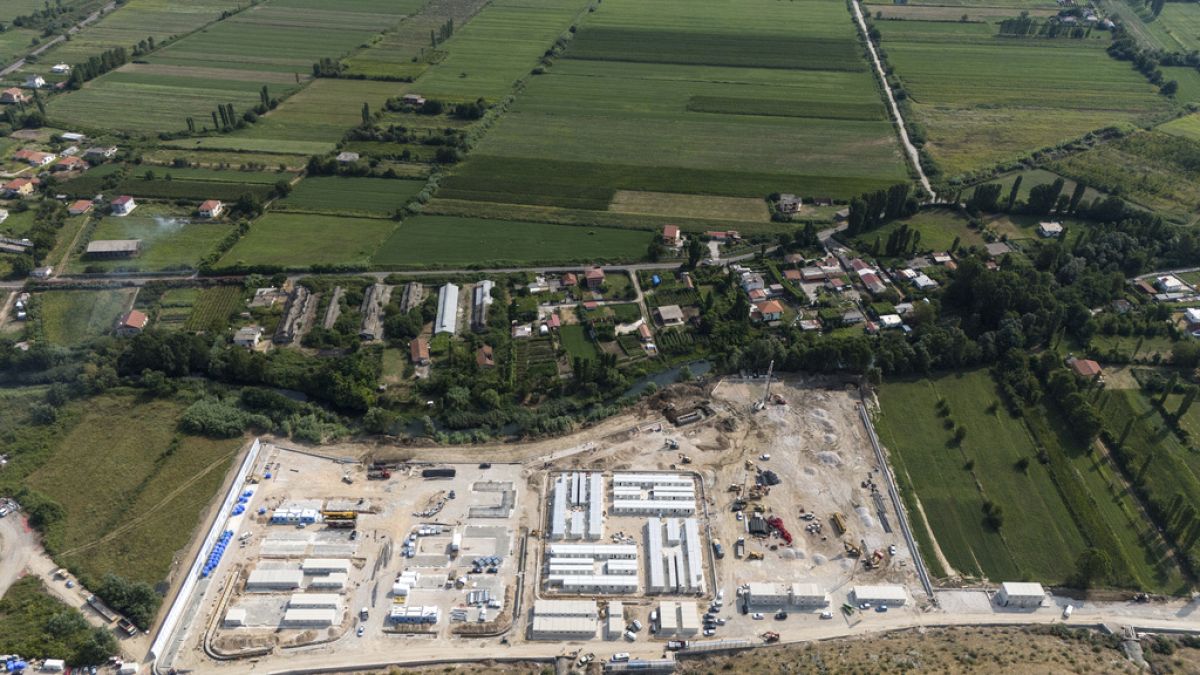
53 156 87 172
585 266 605 290
996 581 1045 608
14 149 56 166
86 239 141 258
3 178 37 197
24 75 45 89
233 326 264 349
110 195 137 216
1068 357 1102 380
754 300 784 322
913 273 938 291
115 310 149 337
402 93 427 107
1037 221 1064 238
705 230 740 241
84 146 119 160
662 224 682 247
1155 275 1186 293
0 88 29 104
68 199 93 215
410 337 430 365
336 151 360 163
655 305 685 326
1186 307 1200 329
51 63 71 74
198 200 224 219
776 194 802 214
860 272 886 295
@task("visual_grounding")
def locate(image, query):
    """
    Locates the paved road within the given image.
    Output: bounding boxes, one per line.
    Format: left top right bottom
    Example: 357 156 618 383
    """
0 2 116 77
849 0 935 199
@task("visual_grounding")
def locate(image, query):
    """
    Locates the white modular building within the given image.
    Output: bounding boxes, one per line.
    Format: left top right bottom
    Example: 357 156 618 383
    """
548 544 637 559
852 585 908 606
308 573 347 590
788 583 830 608
646 517 666 593
745 582 789 607
288 593 341 608
549 563 595 576
682 518 705 592
650 487 695 501
550 474 568 540
302 558 351 575
530 599 598 640
610 500 696 516
996 582 1046 608
282 607 338 627
435 283 459 335
588 473 604 540
246 568 303 591
665 518 681 545
606 559 639 575
657 601 700 637
548 574 639 594
534 599 599 617
606 601 624 639
570 511 586 539
223 607 247 627
612 473 694 488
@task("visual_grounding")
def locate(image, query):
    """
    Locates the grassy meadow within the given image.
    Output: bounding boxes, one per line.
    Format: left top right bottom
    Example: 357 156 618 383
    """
36 289 136 346
875 17 1172 177
26 395 243 586
219 212 397 268
342 0 494 79
441 0 907 215
77 211 234 272
278 176 424 216
878 370 1184 591
371 215 651 266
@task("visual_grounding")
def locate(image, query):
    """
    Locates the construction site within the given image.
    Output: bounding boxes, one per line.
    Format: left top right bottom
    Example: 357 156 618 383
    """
154 374 932 673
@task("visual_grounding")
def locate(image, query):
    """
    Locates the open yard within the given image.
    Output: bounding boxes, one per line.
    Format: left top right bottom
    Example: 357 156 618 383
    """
218 212 397 268
371 215 651 266
35 289 136 346
439 0 908 216
876 18 1173 178
75 210 234 272
878 370 1184 591
25 395 244 586
850 207 986 255
278 176 425 217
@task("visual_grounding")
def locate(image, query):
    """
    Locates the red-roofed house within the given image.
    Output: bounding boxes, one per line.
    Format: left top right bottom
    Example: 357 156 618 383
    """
748 288 768 302
3 178 36 198
110 195 136 216
68 199 93 216
662 224 681 247
638 323 652 342
561 272 577 287
754 300 784 323
52 156 86 172
198 200 224 219
1 88 29 104
13 149 55 166
410 338 430 365
783 269 802 282
1069 358 1103 380
585 266 605 290
547 313 561 330
476 344 495 368
116 310 148 337
861 272 886 295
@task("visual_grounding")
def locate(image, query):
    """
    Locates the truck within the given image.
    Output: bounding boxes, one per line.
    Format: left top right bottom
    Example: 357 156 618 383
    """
830 512 847 536
85 595 119 623
712 539 725 559
360 607 369 620
762 631 780 643
450 532 462 556
666 640 688 651
367 469 391 480
117 618 138 637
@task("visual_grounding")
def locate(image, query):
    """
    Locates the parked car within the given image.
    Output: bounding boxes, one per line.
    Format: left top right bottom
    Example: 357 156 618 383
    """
820 611 833 620
774 611 788 620
357 625 365 637
751 613 764 620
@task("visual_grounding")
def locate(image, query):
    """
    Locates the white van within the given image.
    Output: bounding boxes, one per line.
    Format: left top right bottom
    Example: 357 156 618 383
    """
1062 605 1074 619
612 652 631 662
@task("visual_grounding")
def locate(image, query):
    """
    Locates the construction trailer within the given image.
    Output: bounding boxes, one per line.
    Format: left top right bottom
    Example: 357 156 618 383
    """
851 585 908 606
996 581 1046 608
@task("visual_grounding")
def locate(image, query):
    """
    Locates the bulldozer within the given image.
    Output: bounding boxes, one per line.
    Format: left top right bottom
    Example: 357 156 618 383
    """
747 551 764 561
727 483 743 493
844 542 861 558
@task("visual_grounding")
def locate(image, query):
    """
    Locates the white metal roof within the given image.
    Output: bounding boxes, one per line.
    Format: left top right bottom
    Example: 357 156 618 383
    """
435 283 459 334
679 602 701 629
282 607 337 624
1000 581 1045 597
658 601 679 631
301 558 351 573
610 499 696 513
646 517 665 590
789 583 825 599
683 518 705 590
288 593 341 608
852 585 907 602
247 568 303 586
533 599 598 617
531 615 597 636
548 543 637 558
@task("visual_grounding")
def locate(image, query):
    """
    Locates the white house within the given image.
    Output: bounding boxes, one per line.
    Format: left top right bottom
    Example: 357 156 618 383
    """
51 63 71 74
1037 221 1064 238
198 199 224 219
24 75 45 89
110 195 137 215
234 326 264 349
996 581 1045 608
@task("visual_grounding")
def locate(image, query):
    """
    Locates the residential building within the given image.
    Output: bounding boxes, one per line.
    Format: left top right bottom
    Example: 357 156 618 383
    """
198 199 223 219
777 194 802 214
1068 357 1102 380
1037 221 1064 238
476 344 495 368
336 151 359 163
1156 275 1186 293
86 239 140 258
233 326 264 349
783 269 802 283
115 310 149 337
1 87 28 104
30 266 53 279
3 178 36 197
755 300 784 322
585 266 605 290
410 338 430 365
561 271 577 287
24 75 45 89
1186 307 1200 328
638 323 653 342
662 224 682 247
110 195 137 215
52 156 86 172
655 305 685 326
14 149 56 166
83 146 118 160
860 272 886 295
913 274 938 291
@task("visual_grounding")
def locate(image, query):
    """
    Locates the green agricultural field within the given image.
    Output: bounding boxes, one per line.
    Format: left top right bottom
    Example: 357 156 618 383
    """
342 0 494 79
851 208 986 254
35 289 136 346
1049 131 1200 223
1158 111 1200 142
371 215 651 266
234 78 406 147
110 177 275 202
142 147 308 170
26 395 243 586
440 0 907 215
414 0 595 101
158 136 335 155
982 168 1106 209
877 18 1172 177
76 211 234 272
0 27 36 66
46 0 421 135
219 212 398 268
559 324 598 362
278 177 424 216
185 286 244 332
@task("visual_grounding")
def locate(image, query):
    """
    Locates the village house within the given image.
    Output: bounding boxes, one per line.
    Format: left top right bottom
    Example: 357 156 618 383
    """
67 199 93 216
24 75 45 89
860 272 887 295
115 310 149 337
662 224 682 247
748 288 768 303
1068 357 1103 382
410 338 430 366
3 178 37 198
1038 221 1064 238
704 230 740 241
14 149 56 166
476 344 495 368
740 271 765 293
913 273 939 291
754 300 784 323
336 151 359 163
801 266 826 282
1 88 29 104
776 194 802 214
561 272 577 287
402 93 426 107
110 195 137 216
233 326 264 349
198 200 224 219
638 323 653 342
52 156 87 172
51 63 71 74
83 146 119 160
1155 275 1186 293
783 269 802 283
655 305 685 327
30 266 52 279
585 266 605 290
1184 307 1200 330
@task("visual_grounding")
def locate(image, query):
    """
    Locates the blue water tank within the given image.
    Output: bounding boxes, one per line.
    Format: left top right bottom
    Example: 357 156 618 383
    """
651 275 661 286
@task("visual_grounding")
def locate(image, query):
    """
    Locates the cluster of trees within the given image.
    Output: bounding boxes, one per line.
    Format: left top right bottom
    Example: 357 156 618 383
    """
64 46 128 89
430 18 454 47
997 13 1091 39
130 35 157 57
312 57 344 77
0 578 118 666
845 184 916 236
1108 25 1177 95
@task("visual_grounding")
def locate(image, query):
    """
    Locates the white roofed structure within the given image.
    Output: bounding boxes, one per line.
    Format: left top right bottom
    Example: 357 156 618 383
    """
852 585 908 606
435 283 459 334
